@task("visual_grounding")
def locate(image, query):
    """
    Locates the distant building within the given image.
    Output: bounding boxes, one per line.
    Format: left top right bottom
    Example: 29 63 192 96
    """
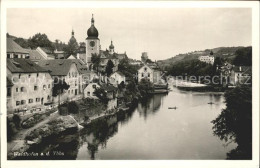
83 83 100 99
138 64 162 83
7 38 29 59
54 49 65 59
198 55 214 65
36 47 55 59
109 71 126 86
230 66 252 86
7 59 52 114
141 52 148 63
38 59 83 103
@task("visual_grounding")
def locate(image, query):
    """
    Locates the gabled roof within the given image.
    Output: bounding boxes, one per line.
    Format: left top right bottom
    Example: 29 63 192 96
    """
7 58 48 73
111 71 125 77
7 38 29 54
26 49 45 60
38 59 78 76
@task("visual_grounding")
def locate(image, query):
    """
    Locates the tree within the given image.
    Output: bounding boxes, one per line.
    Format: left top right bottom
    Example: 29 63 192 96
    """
212 85 252 159
93 88 109 105
52 78 70 107
91 53 101 73
233 47 252 66
27 33 55 51
14 38 30 49
63 38 79 57
137 78 154 98
105 60 114 77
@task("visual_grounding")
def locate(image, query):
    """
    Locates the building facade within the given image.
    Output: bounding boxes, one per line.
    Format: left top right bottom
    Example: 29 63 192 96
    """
198 55 214 65
7 59 53 114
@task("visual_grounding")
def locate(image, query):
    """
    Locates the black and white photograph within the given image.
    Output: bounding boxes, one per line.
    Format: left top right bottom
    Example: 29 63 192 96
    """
1 1 259 168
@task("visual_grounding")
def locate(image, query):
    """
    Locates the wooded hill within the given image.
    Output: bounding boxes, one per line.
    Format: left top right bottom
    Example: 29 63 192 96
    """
157 46 250 70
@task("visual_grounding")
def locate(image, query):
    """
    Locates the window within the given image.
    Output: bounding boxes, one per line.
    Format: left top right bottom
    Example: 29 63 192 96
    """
144 67 147 72
21 87 25 92
29 99 33 103
142 73 144 77
43 85 46 90
75 80 77 86
14 54 18 58
7 88 11 97
47 95 51 100
68 90 70 94
87 92 90 96
21 100 26 105
28 74 31 78
34 86 38 91
37 73 39 77
148 73 150 77
92 84 96 89
48 84 51 88
7 54 10 58
75 72 77 77
69 72 70 78
71 90 73 94
36 98 40 102
16 101 20 106
16 88 19 92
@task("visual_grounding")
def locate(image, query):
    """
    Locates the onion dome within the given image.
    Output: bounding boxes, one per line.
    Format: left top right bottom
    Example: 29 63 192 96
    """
87 14 99 38
109 40 114 49
69 29 77 44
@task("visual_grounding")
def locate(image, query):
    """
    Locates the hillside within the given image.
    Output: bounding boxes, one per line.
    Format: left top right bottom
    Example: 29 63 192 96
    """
157 46 249 69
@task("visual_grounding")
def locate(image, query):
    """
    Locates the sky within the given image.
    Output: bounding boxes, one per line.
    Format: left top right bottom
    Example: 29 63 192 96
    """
7 8 252 60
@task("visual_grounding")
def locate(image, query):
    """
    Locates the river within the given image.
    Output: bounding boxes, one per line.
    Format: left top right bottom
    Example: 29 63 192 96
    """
20 86 236 160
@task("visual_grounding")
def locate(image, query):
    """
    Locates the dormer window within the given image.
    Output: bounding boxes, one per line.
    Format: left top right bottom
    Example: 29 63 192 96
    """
144 67 147 72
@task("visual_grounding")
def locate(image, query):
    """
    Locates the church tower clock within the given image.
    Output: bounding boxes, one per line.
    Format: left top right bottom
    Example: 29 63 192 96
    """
86 14 100 63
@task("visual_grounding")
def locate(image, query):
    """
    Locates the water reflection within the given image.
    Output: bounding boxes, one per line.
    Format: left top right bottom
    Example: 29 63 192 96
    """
16 88 235 160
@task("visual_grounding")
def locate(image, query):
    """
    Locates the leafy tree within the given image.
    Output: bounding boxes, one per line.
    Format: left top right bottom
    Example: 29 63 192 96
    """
91 53 101 73
14 38 30 49
233 47 252 66
105 60 114 77
118 58 138 78
63 38 79 57
52 78 70 106
27 33 55 51
137 78 154 98
93 88 109 105
212 85 252 159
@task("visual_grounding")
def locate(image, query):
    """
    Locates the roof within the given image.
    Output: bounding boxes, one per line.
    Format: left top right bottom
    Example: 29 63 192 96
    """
233 66 252 75
7 38 29 54
26 49 45 60
38 59 80 76
7 58 48 73
111 71 125 77
40 47 52 54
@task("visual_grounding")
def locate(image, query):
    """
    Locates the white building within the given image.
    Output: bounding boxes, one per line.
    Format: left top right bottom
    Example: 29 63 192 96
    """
109 71 125 86
38 59 83 103
7 59 53 114
138 64 162 83
198 55 214 65
83 83 100 99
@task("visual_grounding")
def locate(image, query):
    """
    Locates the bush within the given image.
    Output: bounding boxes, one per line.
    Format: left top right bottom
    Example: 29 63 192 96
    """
67 101 79 114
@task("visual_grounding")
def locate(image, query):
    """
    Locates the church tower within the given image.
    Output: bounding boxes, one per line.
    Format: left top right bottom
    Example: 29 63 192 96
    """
109 40 114 55
86 14 100 63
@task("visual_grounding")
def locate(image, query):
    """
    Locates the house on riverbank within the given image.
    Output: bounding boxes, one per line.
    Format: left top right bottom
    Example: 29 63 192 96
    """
38 59 83 103
7 59 53 114
138 64 162 84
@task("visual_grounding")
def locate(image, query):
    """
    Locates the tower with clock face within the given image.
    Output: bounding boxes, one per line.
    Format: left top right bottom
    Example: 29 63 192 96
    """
86 14 100 63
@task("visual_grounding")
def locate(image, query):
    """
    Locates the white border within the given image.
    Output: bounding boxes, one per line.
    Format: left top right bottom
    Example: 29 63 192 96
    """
1 1 259 168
